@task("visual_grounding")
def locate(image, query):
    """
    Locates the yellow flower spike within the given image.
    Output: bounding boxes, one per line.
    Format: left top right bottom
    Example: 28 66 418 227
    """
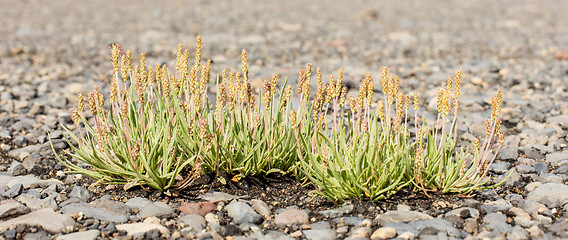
446 75 453 92
349 96 356 114
336 68 343 96
366 74 374 106
339 87 347 108
498 132 505 145
381 67 388 93
316 67 322 87
120 55 128 81
195 35 202 67
110 80 118 104
111 44 121 73
377 100 385 120
176 43 183 71
147 66 153 86
442 89 450 116
271 73 278 96
485 119 492 139
413 91 418 111
139 52 146 74
125 50 132 73
290 110 297 127
436 88 444 114
241 49 249 80
326 75 335 104
454 70 462 98
72 108 80 124
396 92 404 117
297 69 305 96
404 94 409 111
77 93 85 112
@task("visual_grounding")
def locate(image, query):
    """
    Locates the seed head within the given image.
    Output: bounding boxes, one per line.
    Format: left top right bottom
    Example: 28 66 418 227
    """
283 85 292 108
110 80 118 104
290 110 297 127
195 35 202 67
316 67 322 87
414 148 423 168
349 95 356 114
72 108 80 124
365 74 374 106
491 89 503 121
454 70 462 98
176 43 183 71
111 44 121 73
498 132 505 145
77 93 85 112
413 91 418 111
485 119 492 138
88 93 97 116
339 87 347 108
125 50 132 73
336 68 343 95
326 75 334 104
446 76 453 92
139 53 146 74
404 94 409 111
436 88 444 114
396 92 404 117
241 49 248 80
377 100 385 120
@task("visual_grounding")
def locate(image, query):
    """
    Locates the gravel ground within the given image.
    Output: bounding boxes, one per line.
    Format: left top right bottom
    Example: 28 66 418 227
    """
1 0 568 239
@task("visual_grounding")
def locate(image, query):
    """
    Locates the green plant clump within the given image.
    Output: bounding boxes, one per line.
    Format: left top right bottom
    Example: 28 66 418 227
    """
53 37 507 201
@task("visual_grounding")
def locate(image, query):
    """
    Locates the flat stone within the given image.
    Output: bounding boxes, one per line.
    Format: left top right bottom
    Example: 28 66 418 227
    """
0 208 74 234
527 183 568 208
0 199 29 218
480 199 513 213
348 227 372 239
199 191 240 203
125 197 152 210
303 229 337 240
333 217 365 227
56 229 100 240
370 227 396 240
2 183 23 198
116 222 169 236
375 211 433 225
250 199 271 217
550 219 568 238
7 175 42 189
319 204 354 218
410 218 460 237
16 193 57 210
275 208 309 225
446 207 480 219
8 161 27 176
61 198 131 223
225 200 263 224
546 152 568 164
139 201 173 218
68 185 91 202
177 214 206 232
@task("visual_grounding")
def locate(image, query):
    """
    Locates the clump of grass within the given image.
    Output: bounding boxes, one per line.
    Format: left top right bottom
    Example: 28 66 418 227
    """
53 37 507 200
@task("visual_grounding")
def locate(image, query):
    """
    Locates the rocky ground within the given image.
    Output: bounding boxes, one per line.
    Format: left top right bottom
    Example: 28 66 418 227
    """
1 0 568 239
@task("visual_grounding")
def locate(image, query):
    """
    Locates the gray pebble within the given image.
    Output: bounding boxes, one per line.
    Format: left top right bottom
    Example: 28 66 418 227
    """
2 183 23 198
8 161 27 176
177 214 206 233
225 200 263 224
68 185 91 202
